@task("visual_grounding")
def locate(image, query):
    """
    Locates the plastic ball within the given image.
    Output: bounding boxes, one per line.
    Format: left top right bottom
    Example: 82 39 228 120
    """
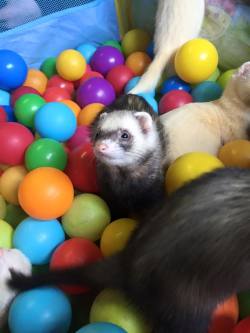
11 86 41 107
218 140 250 168
0 49 28 91
106 65 134 95
159 90 193 114
238 291 250 319
207 67 221 82
13 217 65 265
76 322 127 333
165 152 224 194
18 167 74 220
25 138 67 171
90 46 124 76
0 166 27 205
76 78 115 108
40 57 57 78
124 76 140 93
146 41 154 58
209 295 239 333
191 81 223 102
66 125 90 150
78 103 104 126
100 218 137 257
175 38 219 84
62 193 110 241
217 69 236 89
24 68 48 94
0 105 15 121
4 203 27 229
56 49 86 81
50 238 103 294
43 86 71 102
103 40 123 52
138 93 158 113
233 317 250 333
0 195 6 220
160 75 191 95
61 100 81 118
14 93 46 128
125 51 151 76
76 43 97 63
121 29 151 57
0 107 7 122
0 122 34 165
0 89 10 105
0 219 13 248
34 102 77 142
78 70 104 86
90 289 150 333
8 287 72 333
47 75 74 95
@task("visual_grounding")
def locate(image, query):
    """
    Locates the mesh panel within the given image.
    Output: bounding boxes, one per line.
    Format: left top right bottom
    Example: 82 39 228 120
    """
0 0 95 31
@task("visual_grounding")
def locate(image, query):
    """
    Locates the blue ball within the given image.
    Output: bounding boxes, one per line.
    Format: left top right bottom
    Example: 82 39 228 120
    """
8 287 72 333
160 75 191 95
76 323 127 333
0 89 10 105
146 41 154 58
191 81 223 102
13 217 65 265
0 50 28 91
76 43 97 63
1 105 16 121
138 93 158 113
34 102 77 142
125 77 155 97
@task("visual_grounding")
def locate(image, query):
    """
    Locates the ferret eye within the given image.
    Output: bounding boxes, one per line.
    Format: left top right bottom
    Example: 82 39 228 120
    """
121 131 130 140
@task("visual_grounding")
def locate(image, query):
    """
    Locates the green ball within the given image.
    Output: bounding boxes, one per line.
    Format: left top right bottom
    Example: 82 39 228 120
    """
0 195 6 220
121 29 151 57
0 219 13 248
238 291 250 319
14 93 46 128
207 67 221 82
217 69 236 89
103 40 123 52
90 289 150 333
40 57 57 78
5 204 27 228
62 193 111 241
25 138 67 171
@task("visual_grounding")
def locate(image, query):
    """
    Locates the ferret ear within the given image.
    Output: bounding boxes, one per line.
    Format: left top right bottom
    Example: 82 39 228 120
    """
134 112 153 134
99 112 108 120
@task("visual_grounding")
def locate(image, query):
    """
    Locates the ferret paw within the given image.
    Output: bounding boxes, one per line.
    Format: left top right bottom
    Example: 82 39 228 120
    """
236 61 250 79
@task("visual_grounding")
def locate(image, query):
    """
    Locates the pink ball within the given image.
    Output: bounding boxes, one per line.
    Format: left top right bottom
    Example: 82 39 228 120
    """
159 90 193 114
11 86 41 107
106 65 134 95
0 107 7 122
0 122 34 165
66 125 91 150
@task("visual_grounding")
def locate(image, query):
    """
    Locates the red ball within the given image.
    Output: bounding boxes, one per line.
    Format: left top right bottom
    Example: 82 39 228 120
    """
66 125 91 150
65 142 99 193
0 107 7 122
106 65 134 95
50 237 103 294
159 90 193 114
0 122 34 165
43 86 71 102
48 75 74 95
11 86 40 107
233 317 250 333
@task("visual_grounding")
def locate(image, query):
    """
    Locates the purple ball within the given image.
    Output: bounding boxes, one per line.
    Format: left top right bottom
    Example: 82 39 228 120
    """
76 77 116 107
90 46 124 75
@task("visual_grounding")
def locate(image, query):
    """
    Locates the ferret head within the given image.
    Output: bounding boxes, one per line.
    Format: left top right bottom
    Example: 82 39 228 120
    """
228 61 250 105
91 95 160 167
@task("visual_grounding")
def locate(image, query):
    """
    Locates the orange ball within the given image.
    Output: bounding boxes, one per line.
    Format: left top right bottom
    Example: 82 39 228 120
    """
125 51 151 76
209 295 239 333
24 69 48 94
61 100 81 118
18 167 74 220
218 140 250 168
78 103 104 126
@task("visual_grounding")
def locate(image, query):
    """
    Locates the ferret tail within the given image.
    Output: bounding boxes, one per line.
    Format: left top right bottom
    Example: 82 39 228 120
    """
8 254 124 292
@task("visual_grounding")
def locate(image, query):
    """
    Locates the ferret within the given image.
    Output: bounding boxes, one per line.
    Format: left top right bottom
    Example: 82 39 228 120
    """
8 167 250 333
160 61 250 165
90 94 167 218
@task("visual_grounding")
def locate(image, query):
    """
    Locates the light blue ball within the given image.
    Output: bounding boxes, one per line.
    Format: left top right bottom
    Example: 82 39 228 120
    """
34 102 77 142
191 81 223 102
125 77 155 97
0 89 10 105
13 217 65 265
76 322 127 333
8 287 72 333
76 43 97 63
138 93 158 113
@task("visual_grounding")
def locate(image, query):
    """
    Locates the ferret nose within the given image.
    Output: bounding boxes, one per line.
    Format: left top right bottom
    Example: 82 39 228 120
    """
97 143 108 153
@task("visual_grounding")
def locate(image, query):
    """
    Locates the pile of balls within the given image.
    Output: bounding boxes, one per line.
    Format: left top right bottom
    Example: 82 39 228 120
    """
0 27 250 333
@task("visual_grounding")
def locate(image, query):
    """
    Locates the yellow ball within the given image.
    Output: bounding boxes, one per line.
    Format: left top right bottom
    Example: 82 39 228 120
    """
165 152 224 194
0 166 27 205
175 38 219 84
121 29 151 57
56 49 86 81
0 219 13 248
100 218 138 257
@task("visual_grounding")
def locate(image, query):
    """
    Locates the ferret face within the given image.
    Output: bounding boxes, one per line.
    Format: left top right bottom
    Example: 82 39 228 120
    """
93 111 158 167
